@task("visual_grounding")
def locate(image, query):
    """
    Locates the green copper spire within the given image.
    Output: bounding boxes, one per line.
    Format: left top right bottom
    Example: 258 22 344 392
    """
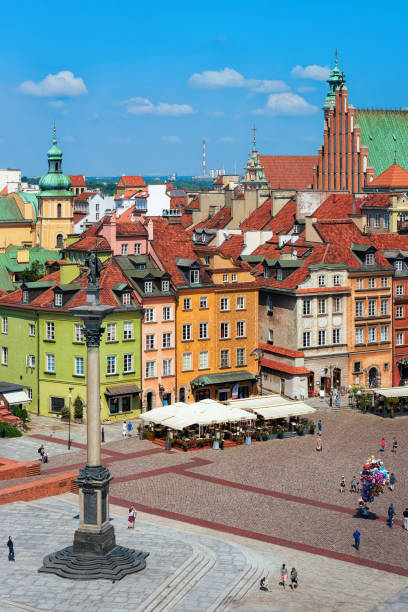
38 125 72 195
324 51 346 109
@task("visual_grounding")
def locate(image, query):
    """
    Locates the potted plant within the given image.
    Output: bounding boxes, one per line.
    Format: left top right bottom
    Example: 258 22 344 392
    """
297 425 305 436
277 428 284 439
74 396 83 422
262 428 269 441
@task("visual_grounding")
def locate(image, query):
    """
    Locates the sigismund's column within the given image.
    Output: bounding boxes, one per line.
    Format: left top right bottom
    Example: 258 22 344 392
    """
39 250 148 581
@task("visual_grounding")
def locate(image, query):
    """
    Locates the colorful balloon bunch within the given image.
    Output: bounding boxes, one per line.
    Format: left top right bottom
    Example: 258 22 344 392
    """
360 456 388 503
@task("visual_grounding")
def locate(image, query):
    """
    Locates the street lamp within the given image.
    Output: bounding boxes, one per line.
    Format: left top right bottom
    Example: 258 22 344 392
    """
68 387 73 450
250 348 264 396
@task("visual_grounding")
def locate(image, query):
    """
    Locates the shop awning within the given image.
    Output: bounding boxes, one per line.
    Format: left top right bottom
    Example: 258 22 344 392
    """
3 391 31 405
105 384 141 397
227 395 293 409
190 371 257 388
260 357 309 376
370 387 408 398
227 395 316 419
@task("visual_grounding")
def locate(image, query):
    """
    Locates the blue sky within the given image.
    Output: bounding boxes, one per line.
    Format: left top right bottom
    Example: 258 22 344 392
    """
1 0 407 176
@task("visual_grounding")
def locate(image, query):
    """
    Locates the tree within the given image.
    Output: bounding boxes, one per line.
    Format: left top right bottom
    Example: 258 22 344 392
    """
19 260 45 282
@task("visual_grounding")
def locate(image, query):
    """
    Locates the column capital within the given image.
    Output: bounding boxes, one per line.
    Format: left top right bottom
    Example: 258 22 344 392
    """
83 326 105 348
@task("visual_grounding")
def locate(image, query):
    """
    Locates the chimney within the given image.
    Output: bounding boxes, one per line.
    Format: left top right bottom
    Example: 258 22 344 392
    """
147 219 154 241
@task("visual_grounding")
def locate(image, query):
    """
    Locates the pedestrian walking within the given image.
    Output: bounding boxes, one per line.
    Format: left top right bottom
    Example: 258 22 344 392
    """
290 567 298 590
7 536 14 561
388 504 396 528
380 437 386 452
357 479 361 494
128 506 136 529
403 507 408 531
353 530 360 550
350 476 357 493
389 473 396 492
259 577 269 591
280 564 288 589
37 444 45 462
340 476 346 493
392 438 398 454
127 421 132 437
317 419 322 433
316 434 322 451
122 421 127 439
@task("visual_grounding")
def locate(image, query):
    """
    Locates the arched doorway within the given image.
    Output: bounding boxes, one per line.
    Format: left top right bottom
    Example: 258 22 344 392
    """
368 367 378 388
146 392 153 411
307 372 314 397
56 234 64 248
179 387 186 403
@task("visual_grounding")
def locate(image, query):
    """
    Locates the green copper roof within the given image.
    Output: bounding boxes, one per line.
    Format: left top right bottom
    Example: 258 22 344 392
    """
39 128 72 194
324 60 346 109
16 192 38 221
0 197 25 222
355 109 408 175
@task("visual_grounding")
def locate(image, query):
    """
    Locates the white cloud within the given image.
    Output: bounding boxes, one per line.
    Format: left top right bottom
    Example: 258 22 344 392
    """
208 110 225 118
253 93 318 116
162 135 181 143
121 97 195 116
188 67 289 93
291 65 331 81
48 100 65 108
297 86 316 93
18 71 87 97
218 136 237 143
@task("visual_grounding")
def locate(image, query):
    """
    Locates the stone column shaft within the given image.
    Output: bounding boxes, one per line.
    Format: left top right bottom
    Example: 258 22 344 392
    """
87 345 101 466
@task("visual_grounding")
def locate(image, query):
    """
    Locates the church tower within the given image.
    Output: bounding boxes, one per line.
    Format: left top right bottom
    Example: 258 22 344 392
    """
241 126 269 190
36 127 74 249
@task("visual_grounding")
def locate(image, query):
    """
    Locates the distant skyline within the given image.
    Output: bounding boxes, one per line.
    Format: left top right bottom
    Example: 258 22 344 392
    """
1 0 407 176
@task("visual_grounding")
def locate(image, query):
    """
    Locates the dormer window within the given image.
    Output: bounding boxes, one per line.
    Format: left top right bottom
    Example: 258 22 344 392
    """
54 293 63 307
395 260 403 272
122 292 131 305
161 280 170 292
144 281 153 293
276 269 283 281
365 253 375 265
190 269 200 285
22 290 29 304
318 274 326 287
264 267 270 279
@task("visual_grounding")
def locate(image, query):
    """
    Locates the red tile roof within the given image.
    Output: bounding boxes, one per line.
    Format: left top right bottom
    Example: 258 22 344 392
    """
116 221 147 236
74 191 97 202
263 198 297 233
360 194 392 208
0 185 8 196
65 223 111 252
69 175 86 187
369 233 408 250
240 199 272 230
259 155 317 190
192 206 232 231
73 213 86 224
218 234 245 259
170 196 187 210
368 163 408 188
118 175 146 187
186 196 200 210
260 357 309 375
259 342 304 358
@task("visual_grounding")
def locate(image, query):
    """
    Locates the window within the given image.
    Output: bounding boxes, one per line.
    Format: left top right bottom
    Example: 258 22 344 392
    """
384 213 390 229
220 349 229 368
397 332 404 346
124 353 133 373
365 253 375 265
121 243 128 255
145 361 156 378
236 321 245 338
333 297 341 313
122 292 131 306
381 300 388 315
27 354 35 368
199 322 209 339
190 269 200 284
161 280 170 292
46 353 55 373
318 330 326 346
355 328 364 344
1 347 7 365
183 298 191 311
303 331 311 347
45 321 55 340
231 273 237 283
368 327 376 343
106 323 117 342
368 277 376 288
333 329 340 345
223 273 229 283
357 278 364 289
57 203 62 218
381 326 389 342
55 293 63 307
395 260 403 271
276 269 282 281
374 214 380 229
333 274 340 286
396 285 404 296
74 356 84 376
106 355 117 374
220 322 229 339
27 388 32 401
381 276 389 288
199 296 208 309
162 332 172 348
220 297 229 311
134 243 141 255
264 267 270 279
267 296 274 313
182 353 192 371
318 274 325 287
236 296 245 310
29 324 35 337
236 348 245 366
204 255 210 265
318 298 326 314
145 334 155 350
354 361 362 373
163 359 172 376
366 213 371 226
303 299 311 316
199 351 208 369
124 321 133 340
1 316 7 334
162 306 172 322
356 301 363 317
75 324 84 343
182 324 192 341
144 281 153 293
368 300 376 316
145 308 155 322
22 290 29 304
396 306 404 318
268 329 274 342
50 396 64 412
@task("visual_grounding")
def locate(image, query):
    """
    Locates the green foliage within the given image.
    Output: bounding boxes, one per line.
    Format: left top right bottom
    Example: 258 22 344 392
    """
19 260 45 282
0 421 22 437
277 428 284 439
297 425 305 436
60 405 70 419
309 423 315 434
74 396 83 419
12 406 29 422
